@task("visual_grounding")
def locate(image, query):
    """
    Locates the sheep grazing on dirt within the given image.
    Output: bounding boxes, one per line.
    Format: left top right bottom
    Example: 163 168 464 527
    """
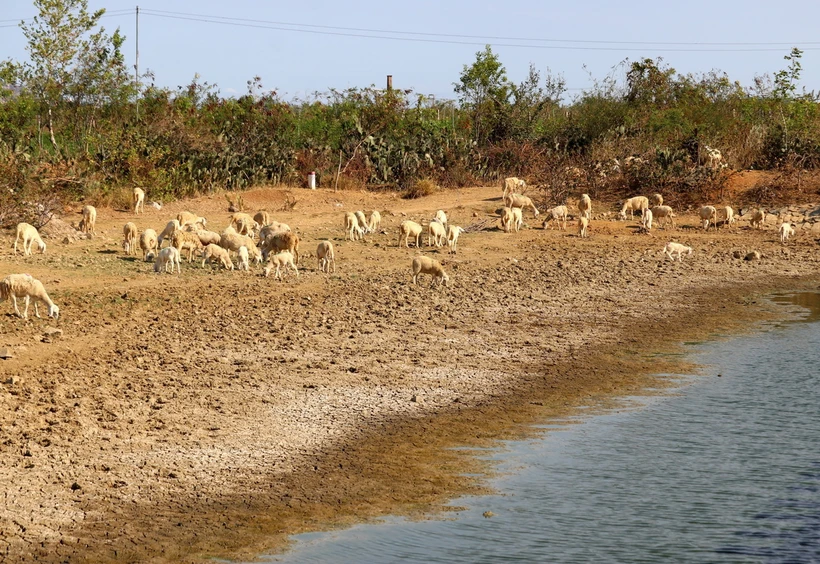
399 220 423 248
411 256 449 286
220 232 261 263
502 177 526 198
699 206 718 230
122 222 138 255
663 242 692 262
133 187 145 214
577 216 590 238
201 243 234 270
260 231 300 263
0 274 59 320
750 209 766 229
651 193 664 206
500 207 515 233
779 222 795 243
368 210 381 233
504 193 539 217
139 228 158 261
642 208 654 230
717 206 735 228
13 223 46 256
511 207 524 233
446 225 464 254
428 219 447 247
651 205 676 229
264 250 299 280
317 240 336 273
177 211 207 228
79 205 97 236
619 196 650 220
542 206 568 231
154 246 181 274
253 211 271 227
237 246 251 272
345 212 363 241
157 219 181 247
258 222 291 242
354 211 369 234
187 226 221 247
171 230 203 262
578 194 592 220
234 216 259 238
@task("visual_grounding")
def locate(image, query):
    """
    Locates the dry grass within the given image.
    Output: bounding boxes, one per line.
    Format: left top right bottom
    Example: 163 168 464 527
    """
403 178 438 199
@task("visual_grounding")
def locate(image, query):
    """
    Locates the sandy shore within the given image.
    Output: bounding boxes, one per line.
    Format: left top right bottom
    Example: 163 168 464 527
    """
0 185 818 562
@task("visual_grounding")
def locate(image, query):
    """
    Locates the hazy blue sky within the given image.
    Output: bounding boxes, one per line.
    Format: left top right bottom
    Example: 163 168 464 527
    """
2 0 819 102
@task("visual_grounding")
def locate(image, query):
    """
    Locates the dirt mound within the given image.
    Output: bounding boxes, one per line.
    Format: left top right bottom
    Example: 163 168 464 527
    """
39 216 83 241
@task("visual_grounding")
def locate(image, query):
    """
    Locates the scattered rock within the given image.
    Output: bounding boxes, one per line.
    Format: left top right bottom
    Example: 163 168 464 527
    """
42 327 63 339
744 251 761 261
482 511 494 518
0 348 13 360
732 250 743 259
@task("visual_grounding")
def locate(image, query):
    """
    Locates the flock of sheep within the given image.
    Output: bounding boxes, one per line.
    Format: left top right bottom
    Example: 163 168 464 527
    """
0 178 799 321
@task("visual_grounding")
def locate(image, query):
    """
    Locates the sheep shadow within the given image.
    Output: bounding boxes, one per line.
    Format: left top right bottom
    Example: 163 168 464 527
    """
117 256 139 263
97 249 118 254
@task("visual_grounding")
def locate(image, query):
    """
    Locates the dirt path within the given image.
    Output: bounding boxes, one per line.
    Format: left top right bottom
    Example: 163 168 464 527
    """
0 185 818 562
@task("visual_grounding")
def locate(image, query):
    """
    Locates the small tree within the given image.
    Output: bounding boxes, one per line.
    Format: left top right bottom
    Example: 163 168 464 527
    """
454 45 510 145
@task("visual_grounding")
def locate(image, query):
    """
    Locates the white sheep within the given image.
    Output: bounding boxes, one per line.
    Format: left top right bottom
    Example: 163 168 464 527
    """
13 223 46 256
499 207 515 233
511 207 524 233
503 193 539 217
258 222 291 242
704 145 726 169
542 205 568 231
345 212 363 241
428 219 447 247
651 205 676 229
642 208 654 230
220 232 262 263
699 206 718 231
177 211 207 228
317 240 336 273
663 242 692 262
411 256 449 286
399 220 423 248
154 246 181 274
201 243 234 270
368 210 382 233
750 209 766 229
619 196 650 220
264 250 299 280
502 177 526 198
171 230 203 263
578 216 589 238
717 206 735 228
0 274 59 320
651 193 663 206
122 222 138 255
253 211 271 227
157 219 181 247
354 211 369 234
237 246 251 271
779 222 795 243
188 226 221 247
79 205 97 235
578 194 592 220
139 229 158 261
446 225 464 254
434 210 448 226
133 187 145 214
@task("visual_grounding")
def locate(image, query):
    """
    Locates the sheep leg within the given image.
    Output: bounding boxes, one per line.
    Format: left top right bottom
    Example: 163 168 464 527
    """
33 300 41 319
11 295 23 318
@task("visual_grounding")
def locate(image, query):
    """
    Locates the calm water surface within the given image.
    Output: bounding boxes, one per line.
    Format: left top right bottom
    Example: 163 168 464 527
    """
263 294 820 563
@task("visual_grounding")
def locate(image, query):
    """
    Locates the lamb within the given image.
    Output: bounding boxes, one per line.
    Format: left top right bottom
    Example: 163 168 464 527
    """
502 177 526 198
177 211 206 228
154 246 181 274
428 219 447 247
0 274 59 320
237 246 251 272
398 220 423 248
201 243 234 270
578 216 590 238
79 205 97 235
354 211 369 234
122 222 138 255
345 212 363 241
499 207 515 233
133 187 145 214
503 193 539 217
642 208 654 230
511 207 524 233
411 256 449 286
663 242 692 262
717 206 735 228
542 206 568 231
434 210 448 226
316 240 336 273
171 230 203 262
446 225 464 254
157 219 181 247
139 228 158 261
13 223 46 256
779 222 795 243
264 250 299 280
699 206 718 230
578 194 592 220
651 193 664 206
750 209 766 229
368 210 382 233
253 211 271 227
260 231 300 263
619 196 650 220
651 205 676 229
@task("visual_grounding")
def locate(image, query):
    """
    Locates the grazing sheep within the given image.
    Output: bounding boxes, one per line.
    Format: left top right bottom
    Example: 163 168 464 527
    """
446 225 464 254
750 209 766 229
651 205 676 229
399 220 423 248
253 211 271 227
264 250 299 280
411 256 449 286
779 222 795 243
201 243 234 270
220 232 262 263
177 211 207 228
0 274 59 320
79 205 97 235
368 210 381 233
354 211 369 234
171 230 203 262
345 212 363 241
663 242 692 262
157 219 181 247
428 219 447 247
434 210 448 227
122 222 138 255
139 228 158 261
618 196 650 220
234 216 259 238
511 207 524 233
154 246 181 274
578 216 589 238
499 207 515 233
133 187 145 214
13 223 46 256
642 208 654 230
503 193 539 217
651 193 664 206
188 227 221 247
699 206 718 231
542 206 568 231
258 222 291 242
317 240 336 273
260 231 300 263
502 177 526 198
237 246 251 271
578 194 592 220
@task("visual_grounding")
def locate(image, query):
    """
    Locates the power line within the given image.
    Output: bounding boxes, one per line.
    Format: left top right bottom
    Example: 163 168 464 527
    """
0 10 133 26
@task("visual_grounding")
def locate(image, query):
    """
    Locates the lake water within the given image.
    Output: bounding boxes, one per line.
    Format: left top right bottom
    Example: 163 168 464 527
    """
262 293 820 563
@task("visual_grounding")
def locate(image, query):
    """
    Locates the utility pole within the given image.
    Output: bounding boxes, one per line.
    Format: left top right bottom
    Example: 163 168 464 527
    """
135 6 140 119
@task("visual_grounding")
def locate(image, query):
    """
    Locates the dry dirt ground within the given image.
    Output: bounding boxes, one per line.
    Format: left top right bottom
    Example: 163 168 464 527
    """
1 183 819 563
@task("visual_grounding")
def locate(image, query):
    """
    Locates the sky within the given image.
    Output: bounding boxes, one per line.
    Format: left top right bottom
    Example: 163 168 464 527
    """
2 0 820 103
